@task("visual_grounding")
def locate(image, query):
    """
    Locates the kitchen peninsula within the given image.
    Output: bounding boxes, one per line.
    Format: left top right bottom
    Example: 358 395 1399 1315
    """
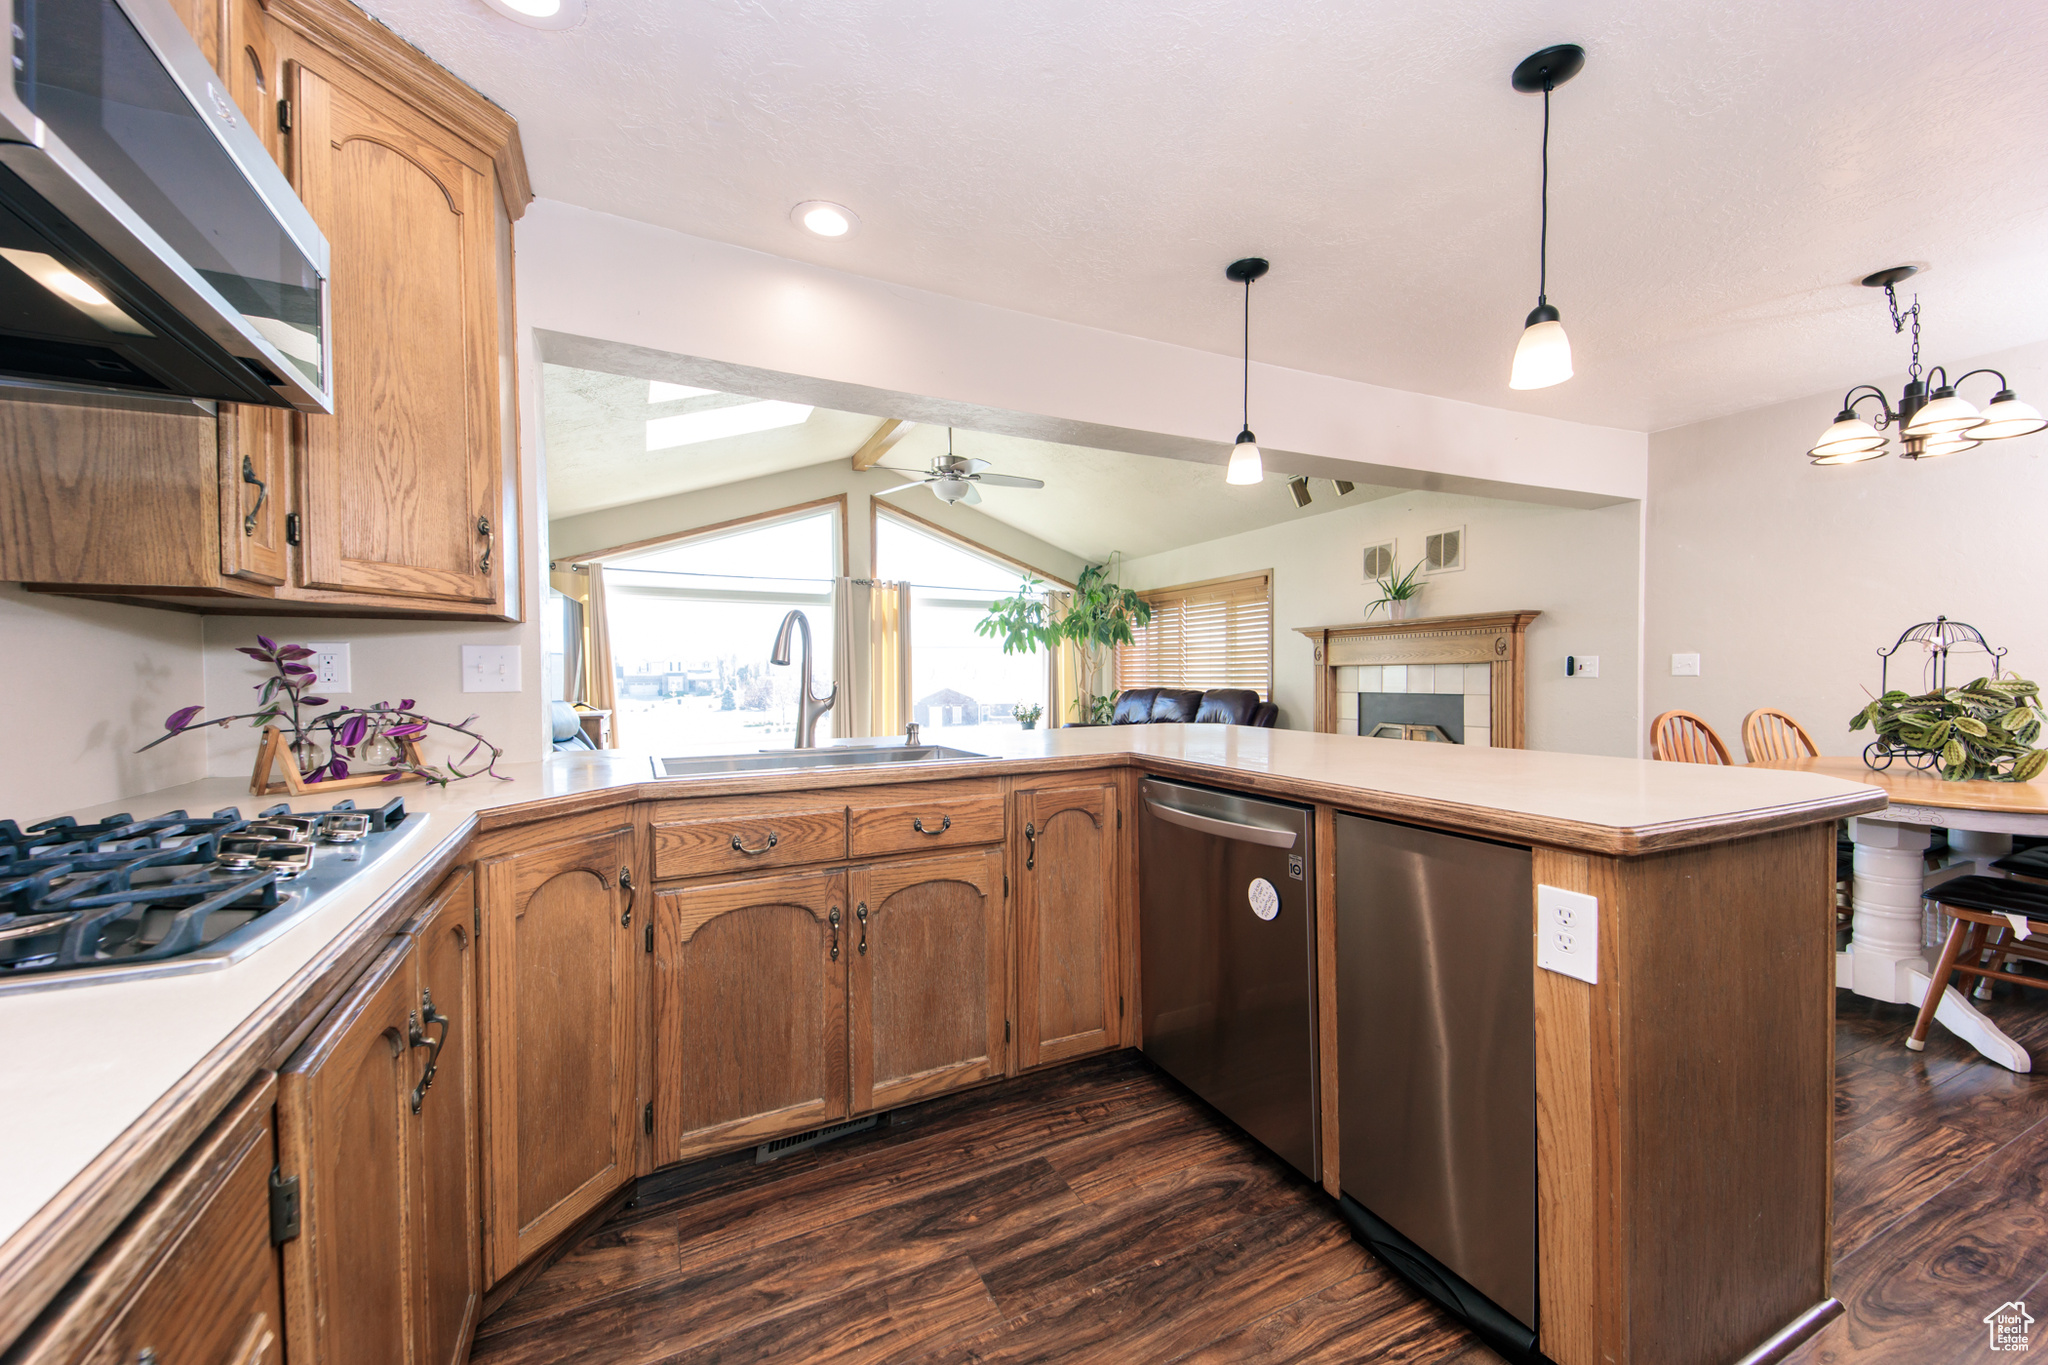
0 728 1884 1365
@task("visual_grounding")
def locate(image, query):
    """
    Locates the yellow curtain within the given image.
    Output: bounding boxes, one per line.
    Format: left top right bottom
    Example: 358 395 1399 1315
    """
1047 590 1082 726
870 581 912 737
584 563 619 744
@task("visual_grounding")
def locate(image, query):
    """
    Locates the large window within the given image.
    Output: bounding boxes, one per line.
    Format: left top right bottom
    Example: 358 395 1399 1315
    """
875 509 1054 740
1116 572 1274 699
603 503 840 753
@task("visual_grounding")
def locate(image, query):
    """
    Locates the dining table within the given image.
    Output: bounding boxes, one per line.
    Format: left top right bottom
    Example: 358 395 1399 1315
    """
1753 753 2048 1071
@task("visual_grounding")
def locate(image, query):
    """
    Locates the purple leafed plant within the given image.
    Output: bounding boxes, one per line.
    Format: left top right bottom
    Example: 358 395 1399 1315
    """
137 637 510 786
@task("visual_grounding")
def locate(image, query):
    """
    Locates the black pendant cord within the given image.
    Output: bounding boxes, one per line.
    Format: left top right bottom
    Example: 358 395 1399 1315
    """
1538 81 1551 305
1242 275 1252 432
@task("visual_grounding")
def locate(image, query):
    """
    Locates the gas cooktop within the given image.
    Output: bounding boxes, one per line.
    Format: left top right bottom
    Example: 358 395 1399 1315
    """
0 797 426 995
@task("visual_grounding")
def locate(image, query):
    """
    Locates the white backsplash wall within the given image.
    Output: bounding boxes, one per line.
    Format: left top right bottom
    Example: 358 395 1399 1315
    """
1119 490 1642 757
199 616 543 779
0 585 210 812
1647 337 2048 758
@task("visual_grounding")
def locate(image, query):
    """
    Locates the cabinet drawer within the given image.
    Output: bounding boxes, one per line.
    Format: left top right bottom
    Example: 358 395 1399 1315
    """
653 805 847 879
849 789 1005 858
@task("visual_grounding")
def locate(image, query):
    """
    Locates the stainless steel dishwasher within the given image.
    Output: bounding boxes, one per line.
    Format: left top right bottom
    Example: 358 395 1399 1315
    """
1335 812 1538 1363
1138 778 1318 1180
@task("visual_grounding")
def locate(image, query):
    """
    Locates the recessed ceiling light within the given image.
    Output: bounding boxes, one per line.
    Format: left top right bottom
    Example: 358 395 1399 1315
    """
791 201 859 238
646 400 814 451
478 0 584 30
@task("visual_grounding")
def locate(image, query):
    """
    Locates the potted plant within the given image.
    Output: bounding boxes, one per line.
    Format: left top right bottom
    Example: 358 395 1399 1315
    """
1367 558 1427 621
1850 675 2048 781
1015 703 1043 731
976 556 1152 724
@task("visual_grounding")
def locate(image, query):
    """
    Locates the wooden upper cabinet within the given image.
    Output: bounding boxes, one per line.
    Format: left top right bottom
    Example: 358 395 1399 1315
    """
653 869 850 1164
406 871 481 1365
1014 781 1122 1068
288 53 501 604
850 848 1007 1112
478 828 638 1282
278 936 423 1365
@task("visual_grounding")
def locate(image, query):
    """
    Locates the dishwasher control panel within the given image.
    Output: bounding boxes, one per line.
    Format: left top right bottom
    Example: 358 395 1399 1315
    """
1537 883 1599 984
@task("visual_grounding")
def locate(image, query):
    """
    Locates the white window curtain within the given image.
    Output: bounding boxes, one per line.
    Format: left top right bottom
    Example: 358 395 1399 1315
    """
832 578 912 738
585 563 619 739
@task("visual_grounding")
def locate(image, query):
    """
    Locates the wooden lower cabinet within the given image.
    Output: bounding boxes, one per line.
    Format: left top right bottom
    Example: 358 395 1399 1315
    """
851 849 1008 1111
477 827 639 1282
407 871 481 1365
1014 781 1123 1068
652 869 851 1163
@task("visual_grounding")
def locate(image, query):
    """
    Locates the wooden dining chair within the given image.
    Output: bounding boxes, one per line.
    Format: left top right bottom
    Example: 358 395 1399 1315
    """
1910 875 2048 1054
1649 710 1732 765
1742 707 1821 764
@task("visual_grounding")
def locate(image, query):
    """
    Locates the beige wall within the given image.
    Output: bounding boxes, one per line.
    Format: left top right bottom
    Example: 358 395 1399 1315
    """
1645 337 2048 759
1120 491 1643 757
0 586 210 812
550 458 1086 586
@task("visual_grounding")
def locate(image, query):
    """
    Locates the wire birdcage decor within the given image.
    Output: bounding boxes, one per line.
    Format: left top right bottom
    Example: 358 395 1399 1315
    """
1866 617 2008 770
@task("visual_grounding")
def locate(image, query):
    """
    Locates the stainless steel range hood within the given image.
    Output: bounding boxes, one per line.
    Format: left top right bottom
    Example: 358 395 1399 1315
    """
0 0 332 411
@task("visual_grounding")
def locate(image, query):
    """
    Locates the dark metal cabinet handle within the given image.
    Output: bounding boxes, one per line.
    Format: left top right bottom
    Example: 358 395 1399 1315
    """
1024 822 1037 870
477 515 493 575
619 867 635 926
829 905 840 961
856 902 868 956
730 831 779 856
408 991 451 1114
241 455 267 536
912 814 951 836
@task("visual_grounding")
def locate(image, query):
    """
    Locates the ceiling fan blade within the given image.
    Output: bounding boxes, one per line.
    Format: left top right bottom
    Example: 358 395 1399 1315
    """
970 473 1045 489
873 466 929 478
961 484 982 505
875 480 930 495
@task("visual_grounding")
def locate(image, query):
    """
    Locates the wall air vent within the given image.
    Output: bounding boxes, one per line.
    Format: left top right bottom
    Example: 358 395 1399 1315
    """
1425 528 1465 573
1363 541 1397 580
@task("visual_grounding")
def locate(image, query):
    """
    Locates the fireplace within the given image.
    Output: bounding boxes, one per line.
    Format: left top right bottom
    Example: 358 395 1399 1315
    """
1298 611 1540 748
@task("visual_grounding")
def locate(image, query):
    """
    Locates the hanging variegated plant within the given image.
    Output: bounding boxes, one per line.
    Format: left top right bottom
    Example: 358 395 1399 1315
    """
1850 675 2048 782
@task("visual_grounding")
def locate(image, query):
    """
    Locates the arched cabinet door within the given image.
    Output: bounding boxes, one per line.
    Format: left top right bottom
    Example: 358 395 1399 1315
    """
405 870 481 1365
286 53 501 604
477 828 637 1282
1014 782 1122 1068
653 869 851 1164
850 848 1007 1112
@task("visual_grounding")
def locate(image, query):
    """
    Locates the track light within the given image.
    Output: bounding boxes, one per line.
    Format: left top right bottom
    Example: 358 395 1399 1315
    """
1288 477 1312 507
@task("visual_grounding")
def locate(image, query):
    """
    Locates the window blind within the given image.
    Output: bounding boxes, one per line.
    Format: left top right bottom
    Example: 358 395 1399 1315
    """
1115 572 1273 700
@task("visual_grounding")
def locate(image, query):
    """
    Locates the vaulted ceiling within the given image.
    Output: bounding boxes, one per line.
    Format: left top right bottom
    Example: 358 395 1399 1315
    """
370 0 2048 432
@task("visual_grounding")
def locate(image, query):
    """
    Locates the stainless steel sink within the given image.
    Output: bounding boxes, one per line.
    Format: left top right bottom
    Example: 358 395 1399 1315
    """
652 745 990 778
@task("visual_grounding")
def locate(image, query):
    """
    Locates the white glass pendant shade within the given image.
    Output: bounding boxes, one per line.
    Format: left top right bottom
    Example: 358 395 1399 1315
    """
1902 388 1984 438
1975 391 2048 441
1509 312 1573 390
933 476 971 503
1226 431 1264 485
1913 432 1981 459
1807 411 1887 463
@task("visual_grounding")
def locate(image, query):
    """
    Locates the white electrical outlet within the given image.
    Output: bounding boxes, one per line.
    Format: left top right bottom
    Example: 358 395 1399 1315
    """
1537 884 1599 984
462 644 522 693
1671 652 1701 677
302 642 351 693
1567 655 1599 678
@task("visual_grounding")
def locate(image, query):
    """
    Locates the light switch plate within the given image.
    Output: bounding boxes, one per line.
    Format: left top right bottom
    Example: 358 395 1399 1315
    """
1671 652 1701 677
462 645 522 693
1537 884 1599 984
303 642 350 693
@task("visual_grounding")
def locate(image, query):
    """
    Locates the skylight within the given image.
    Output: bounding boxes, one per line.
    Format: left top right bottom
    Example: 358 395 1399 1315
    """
648 380 719 404
645 400 814 451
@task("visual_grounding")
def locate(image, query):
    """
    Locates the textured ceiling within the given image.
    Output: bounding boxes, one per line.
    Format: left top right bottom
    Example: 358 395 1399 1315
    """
371 0 2048 432
543 362 1399 557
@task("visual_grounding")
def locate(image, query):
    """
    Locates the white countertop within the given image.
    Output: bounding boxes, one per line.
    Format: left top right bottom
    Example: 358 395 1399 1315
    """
0 730 1884 1262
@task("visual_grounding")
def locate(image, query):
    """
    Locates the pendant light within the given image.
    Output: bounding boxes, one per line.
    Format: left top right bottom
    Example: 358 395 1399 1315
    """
1225 257 1268 484
1508 44 1585 391
1806 265 2048 464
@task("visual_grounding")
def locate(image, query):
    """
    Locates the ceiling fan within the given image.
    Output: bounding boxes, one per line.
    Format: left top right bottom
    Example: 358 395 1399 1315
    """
877 429 1044 505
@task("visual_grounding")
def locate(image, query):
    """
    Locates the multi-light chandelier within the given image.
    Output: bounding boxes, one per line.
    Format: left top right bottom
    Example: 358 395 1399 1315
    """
1808 266 2047 465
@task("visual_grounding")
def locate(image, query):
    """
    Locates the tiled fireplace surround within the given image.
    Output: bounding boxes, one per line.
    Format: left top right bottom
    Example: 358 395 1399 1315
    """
1298 611 1540 749
1337 663 1498 747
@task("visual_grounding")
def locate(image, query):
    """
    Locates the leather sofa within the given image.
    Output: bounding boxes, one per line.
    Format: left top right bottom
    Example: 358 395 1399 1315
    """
1109 687 1279 727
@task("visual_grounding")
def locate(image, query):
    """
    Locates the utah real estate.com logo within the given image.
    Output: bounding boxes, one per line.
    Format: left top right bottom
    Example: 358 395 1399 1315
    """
1986 1301 2034 1352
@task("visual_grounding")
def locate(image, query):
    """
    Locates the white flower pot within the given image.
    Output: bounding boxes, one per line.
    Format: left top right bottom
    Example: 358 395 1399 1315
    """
1389 599 1421 622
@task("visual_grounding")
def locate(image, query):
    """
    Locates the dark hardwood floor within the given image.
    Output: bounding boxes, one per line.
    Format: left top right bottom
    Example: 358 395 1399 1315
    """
472 984 2048 1365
